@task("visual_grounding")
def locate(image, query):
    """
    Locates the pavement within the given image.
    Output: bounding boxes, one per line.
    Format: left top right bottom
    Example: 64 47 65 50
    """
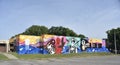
0 55 120 65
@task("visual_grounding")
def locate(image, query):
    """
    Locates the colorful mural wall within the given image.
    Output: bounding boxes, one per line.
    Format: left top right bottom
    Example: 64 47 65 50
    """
16 35 42 54
41 35 81 54
81 38 109 52
15 34 109 54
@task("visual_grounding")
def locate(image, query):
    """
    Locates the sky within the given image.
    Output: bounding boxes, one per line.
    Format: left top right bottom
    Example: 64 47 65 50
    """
0 0 120 40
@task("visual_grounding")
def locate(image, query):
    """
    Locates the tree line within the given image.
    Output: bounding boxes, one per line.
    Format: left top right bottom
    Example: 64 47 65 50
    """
11 25 85 38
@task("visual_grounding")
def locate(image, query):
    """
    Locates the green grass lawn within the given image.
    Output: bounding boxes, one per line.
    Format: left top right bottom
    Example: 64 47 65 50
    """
10 52 114 60
0 54 9 60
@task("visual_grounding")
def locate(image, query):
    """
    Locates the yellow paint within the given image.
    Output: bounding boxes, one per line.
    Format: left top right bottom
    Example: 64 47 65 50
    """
88 38 102 43
41 34 55 42
19 35 41 44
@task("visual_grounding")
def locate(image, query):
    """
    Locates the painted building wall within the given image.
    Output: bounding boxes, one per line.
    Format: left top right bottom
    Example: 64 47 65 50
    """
81 38 109 52
41 35 81 54
15 35 108 54
64 36 81 54
16 35 41 54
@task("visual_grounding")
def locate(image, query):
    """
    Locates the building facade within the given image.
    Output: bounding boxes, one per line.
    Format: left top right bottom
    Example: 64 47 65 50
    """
10 34 109 54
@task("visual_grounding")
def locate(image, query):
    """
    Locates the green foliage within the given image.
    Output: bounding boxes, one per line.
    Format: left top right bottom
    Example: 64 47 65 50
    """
106 27 120 50
77 34 85 38
48 26 77 36
10 25 86 39
22 25 48 36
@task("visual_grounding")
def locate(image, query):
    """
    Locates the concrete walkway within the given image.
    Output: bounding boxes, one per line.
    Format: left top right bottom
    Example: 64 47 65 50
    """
0 52 18 59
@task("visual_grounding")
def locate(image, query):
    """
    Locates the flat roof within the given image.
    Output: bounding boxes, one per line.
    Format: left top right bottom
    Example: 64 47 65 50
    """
0 40 9 44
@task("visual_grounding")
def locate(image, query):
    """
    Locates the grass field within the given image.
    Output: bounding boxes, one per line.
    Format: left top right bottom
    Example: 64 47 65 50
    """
10 52 114 60
0 54 9 60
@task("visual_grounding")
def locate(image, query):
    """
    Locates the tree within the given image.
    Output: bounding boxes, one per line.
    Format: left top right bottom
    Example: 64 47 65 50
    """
106 27 120 52
77 34 85 39
22 25 48 36
48 26 77 36
10 25 86 40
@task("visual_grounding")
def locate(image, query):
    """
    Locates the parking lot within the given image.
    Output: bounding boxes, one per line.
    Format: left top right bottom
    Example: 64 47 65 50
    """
0 55 120 65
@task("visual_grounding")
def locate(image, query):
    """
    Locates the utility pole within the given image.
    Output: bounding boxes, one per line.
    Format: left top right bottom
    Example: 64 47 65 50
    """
114 30 117 54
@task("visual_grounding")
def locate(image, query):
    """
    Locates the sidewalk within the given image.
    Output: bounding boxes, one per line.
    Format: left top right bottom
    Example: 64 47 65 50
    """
0 52 18 59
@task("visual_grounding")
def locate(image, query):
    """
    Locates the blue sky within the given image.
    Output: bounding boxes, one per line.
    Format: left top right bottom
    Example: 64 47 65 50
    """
0 0 120 40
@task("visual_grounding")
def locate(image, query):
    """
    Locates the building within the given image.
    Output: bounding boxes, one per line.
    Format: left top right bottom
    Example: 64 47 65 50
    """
9 34 109 54
0 40 9 53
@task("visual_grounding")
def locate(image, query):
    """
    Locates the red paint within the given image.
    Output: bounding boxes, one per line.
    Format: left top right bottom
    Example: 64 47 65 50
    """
55 37 62 54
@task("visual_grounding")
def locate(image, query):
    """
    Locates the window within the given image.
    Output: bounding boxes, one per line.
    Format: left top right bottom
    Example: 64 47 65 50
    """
92 43 97 48
87 43 91 48
98 43 102 48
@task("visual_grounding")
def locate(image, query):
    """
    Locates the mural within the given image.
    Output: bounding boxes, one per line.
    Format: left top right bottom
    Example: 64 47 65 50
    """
54 36 66 54
43 38 56 54
65 37 81 53
40 34 56 54
42 36 81 54
81 38 109 52
14 34 109 54
81 38 89 51
16 35 41 54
